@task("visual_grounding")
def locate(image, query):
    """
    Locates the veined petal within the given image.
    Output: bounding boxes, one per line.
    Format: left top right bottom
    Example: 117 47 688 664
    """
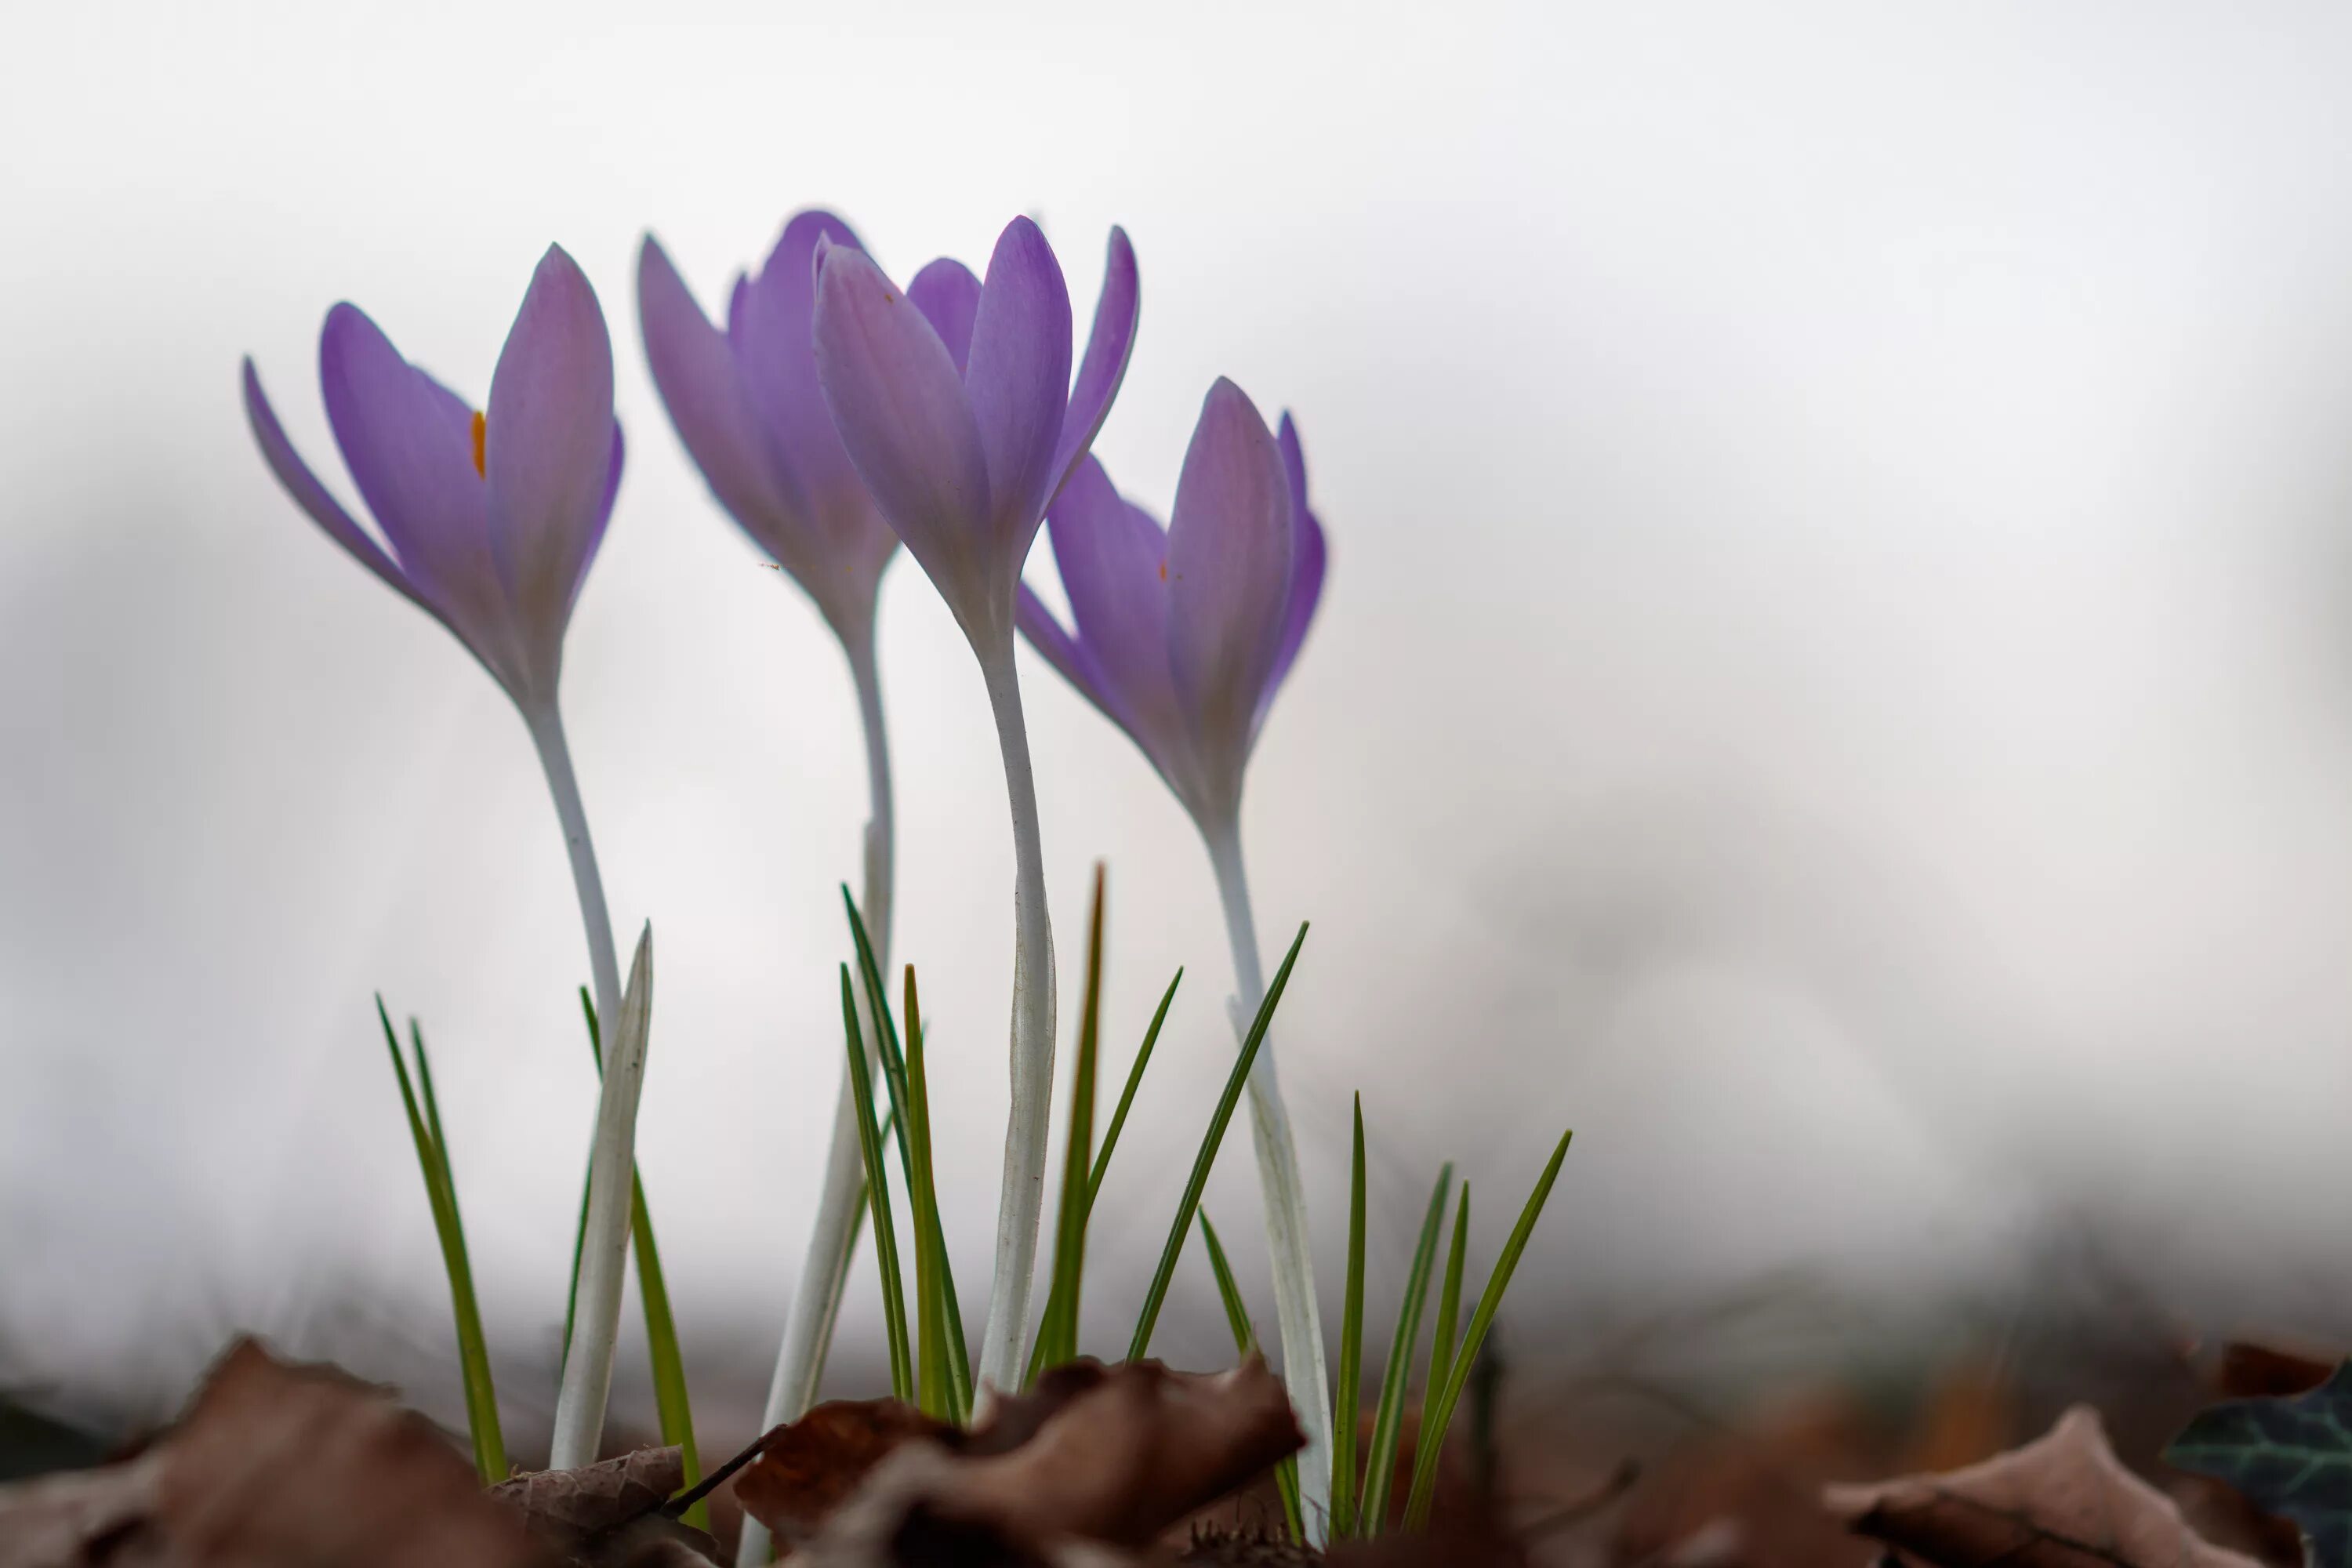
567 423 626 625
1015 583 1100 709
639 234 798 551
1167 379 1294 800
966 217 1073 572
318 300 520 684
1050 227 1139 500
1265 412 1328 703
486 245 618 694
242 358 435 621
906 259 981 374
812 244 993 629
736 211 866 512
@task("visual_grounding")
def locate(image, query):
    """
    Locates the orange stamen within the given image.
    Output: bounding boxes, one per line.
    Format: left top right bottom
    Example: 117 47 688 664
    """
470 411 487 477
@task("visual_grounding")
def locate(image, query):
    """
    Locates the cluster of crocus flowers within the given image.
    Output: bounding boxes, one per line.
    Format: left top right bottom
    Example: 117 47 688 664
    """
242 208 1338 1544
241 246 644 1468
1016 383 1333 1525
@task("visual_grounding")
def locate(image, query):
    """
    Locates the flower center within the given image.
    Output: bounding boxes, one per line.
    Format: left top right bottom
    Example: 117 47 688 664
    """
470 411 487 478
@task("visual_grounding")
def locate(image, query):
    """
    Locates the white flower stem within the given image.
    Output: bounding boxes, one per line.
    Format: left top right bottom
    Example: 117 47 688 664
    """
972 639 1057 1397
550 923 655 1470
1203 813 1334 1544
737 633 895 1568
525 699 640 1471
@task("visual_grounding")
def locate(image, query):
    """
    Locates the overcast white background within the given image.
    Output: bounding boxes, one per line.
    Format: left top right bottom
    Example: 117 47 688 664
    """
7 1 2352 1441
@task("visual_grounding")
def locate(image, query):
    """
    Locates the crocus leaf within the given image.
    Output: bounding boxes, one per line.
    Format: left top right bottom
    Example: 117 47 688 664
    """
376 999 504 1483
844 890 971 1414
1359 1162 1454 1537
1403 1127 1572 1531
839 964 914 1403
1428 1181 1469 1400
1331 1094 1367 1537
2165 1361 2352 1568
1127 922 1307 1360
1030 866 1107 1382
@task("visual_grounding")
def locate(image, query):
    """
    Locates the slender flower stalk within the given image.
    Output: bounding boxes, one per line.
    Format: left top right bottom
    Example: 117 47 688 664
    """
552 924 655 1468
811 216 1138 1393
1014 385 1332 1529
242 245 644 1459
639 216 908 1531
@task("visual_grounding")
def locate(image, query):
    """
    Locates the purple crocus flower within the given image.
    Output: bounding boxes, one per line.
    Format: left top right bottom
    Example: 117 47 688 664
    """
1016 379 1334 1530
241 245 646 1469
1017 381 1327 836
241 246 623 715
810 216 1138 1394
637 212 898 652
811 216 1138 656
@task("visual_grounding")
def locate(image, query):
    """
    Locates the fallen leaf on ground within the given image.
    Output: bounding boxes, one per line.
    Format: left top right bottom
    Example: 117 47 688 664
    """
731 1399 954 1545
1827 1403 2261 1568
0 1451 166 1568
491 1445 716 1566
2165 1359 2352 1568
740 1356 1301 1563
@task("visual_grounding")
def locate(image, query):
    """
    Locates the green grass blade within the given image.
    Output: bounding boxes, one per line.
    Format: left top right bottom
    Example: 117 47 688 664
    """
1083 967 1180 1210
568 989 702 1519
1403 1129 1573 1531
1199 1210 1305 1541
1022 964 1183 1389
902 967 970 1422
376 1000 504 1483
1331 1095 1367 1537
1030 866 1107 1381
903 971 948 1421
1428 1182 1468 1397
559 987 598 1374
1127 922 1308 1361
840 964 914 1403
1358 1163 1454 1537
845 893 971 1413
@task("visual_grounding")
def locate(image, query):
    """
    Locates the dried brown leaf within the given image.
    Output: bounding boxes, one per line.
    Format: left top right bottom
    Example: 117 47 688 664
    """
732 1398 955 1546
1824 1404 2263 1568
154 1339 543 1568
936 1356 1302 1548
491 1446 684 1541
793 1444 1142 1568
0 1450 169 1568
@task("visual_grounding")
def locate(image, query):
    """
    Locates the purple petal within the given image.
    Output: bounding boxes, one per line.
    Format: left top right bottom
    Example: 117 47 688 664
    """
568 423 626 623
1166 379 1294 798
242 357 437 621
1049 227 1139 501
1265 412 1327 700
485 245 617 691
318 300 519 680
1015 583 1096 703
812 244 994 623
639 234 798 547
735 211 866 511
964 217 1073 561
906 259 982 374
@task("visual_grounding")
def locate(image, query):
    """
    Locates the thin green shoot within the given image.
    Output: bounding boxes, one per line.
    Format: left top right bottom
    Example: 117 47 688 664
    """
1030 866 1108 1381
844 892 971 1414
1428 1182 1468 1398
1331 1094 1367 1537
839 964 914 1403
1022 964 1181 1388
1127 922 1308 1360
1198 1209 1305 1541
1357 1163 1454 1536
1402 1129 1573 1530
377 1000 504 1483
902 967 956 1422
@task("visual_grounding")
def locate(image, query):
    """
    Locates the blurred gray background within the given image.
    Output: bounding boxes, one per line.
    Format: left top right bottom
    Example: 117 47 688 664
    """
5 0 2352 1448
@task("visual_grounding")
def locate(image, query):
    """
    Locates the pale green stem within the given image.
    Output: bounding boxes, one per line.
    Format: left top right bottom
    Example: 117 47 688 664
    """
1203 812 1334 1544
527 699 641 1470
738 632 894 1568
973 637 1056 1396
